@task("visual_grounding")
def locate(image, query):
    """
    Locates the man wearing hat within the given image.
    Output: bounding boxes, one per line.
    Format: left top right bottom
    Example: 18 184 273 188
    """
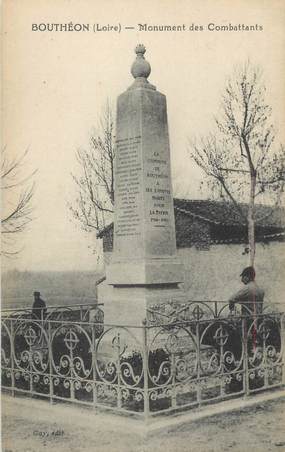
32 291 47 320
228 266 264 315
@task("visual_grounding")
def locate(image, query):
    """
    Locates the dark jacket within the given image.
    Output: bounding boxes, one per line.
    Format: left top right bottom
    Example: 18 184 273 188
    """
32 297 47 320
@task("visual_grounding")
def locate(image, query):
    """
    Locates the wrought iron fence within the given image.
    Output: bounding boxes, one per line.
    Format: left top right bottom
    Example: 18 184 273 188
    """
1 302 284 419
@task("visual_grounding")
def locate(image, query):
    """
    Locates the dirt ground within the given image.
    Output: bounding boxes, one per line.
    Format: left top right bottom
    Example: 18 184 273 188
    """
2 394 285 452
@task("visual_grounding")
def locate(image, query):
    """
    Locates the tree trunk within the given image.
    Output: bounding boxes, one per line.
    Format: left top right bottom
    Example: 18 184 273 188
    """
248 173 256 267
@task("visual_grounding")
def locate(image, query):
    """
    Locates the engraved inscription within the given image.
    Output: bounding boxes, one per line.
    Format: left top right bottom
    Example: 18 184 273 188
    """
115 136 142 237
145 153 171 229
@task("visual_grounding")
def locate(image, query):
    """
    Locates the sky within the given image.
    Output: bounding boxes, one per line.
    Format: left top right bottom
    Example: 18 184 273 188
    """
2 0 285 272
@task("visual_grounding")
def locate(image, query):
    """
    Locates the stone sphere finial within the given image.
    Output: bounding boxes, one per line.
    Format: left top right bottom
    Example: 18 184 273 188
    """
131 44 151 79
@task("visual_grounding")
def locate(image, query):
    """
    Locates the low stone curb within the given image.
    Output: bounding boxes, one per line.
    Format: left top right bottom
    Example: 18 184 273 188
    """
145 388 285 435
2 388 285 437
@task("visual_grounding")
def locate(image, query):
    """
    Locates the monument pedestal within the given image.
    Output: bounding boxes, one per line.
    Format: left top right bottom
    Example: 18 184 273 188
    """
106 257 184 285
98 280 186 326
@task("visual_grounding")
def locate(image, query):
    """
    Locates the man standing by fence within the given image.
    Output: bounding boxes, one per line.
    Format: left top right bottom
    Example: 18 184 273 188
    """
32 291 47 321
228 266 265 316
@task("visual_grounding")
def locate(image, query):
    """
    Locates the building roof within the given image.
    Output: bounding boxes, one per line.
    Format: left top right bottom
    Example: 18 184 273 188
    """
97 199 285 247
174 198 284 228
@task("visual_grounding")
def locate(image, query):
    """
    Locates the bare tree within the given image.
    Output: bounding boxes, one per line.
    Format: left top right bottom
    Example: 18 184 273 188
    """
69 102 115 235
1 147 36 257
190 62 285 266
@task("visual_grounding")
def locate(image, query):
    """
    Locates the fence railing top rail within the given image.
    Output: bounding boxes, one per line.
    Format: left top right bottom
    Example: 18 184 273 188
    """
147 300 284 305
2 300 283 313
1 302 104 313
1 310 283 329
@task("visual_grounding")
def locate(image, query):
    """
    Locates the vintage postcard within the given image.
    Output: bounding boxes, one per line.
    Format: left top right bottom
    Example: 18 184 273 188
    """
2 0 285 451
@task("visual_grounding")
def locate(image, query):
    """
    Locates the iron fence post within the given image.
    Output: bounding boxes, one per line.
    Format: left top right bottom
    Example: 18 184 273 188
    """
281 313 285 386
220 327 225 398
242 317 249 397
10 319 15 397
196 321 201 406
263 322 269 389
29 319 33 396
91 323 97 410
69 329 75 401
142 320 149 421
48 321 54 403
116 332 122 409
171 350 177 409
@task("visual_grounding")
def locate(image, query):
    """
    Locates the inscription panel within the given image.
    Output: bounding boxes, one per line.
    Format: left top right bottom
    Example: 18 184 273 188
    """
142 92 177 257
115 135 142 237
113 92 144 258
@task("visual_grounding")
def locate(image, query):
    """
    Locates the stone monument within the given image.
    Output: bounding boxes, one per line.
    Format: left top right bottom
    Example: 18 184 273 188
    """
98 45 185 325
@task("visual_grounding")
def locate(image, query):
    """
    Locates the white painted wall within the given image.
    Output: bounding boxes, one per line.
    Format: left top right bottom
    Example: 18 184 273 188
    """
178 242 285 306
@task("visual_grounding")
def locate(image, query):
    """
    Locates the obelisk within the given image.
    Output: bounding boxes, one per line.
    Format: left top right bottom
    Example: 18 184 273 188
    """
99 45 185 325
